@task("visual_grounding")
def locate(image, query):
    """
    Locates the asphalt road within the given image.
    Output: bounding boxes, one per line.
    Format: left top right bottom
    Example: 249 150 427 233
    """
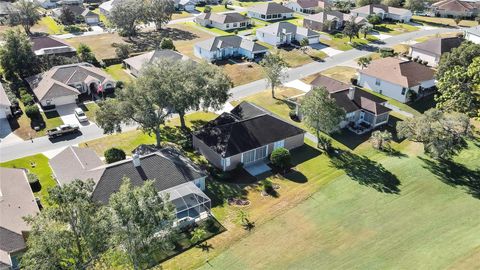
0 27 462 162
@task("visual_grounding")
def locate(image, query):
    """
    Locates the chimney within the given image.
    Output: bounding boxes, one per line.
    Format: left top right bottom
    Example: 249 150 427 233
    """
132 154 141 167
347 87 355 100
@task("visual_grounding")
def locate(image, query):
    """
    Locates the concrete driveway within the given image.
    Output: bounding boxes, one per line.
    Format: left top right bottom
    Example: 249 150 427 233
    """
55 104 90 127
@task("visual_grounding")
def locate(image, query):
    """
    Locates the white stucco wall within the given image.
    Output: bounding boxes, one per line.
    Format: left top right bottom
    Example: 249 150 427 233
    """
256 30 281 46
41 95 77 107
410 49 439 66
465 32 480 45
358 73 409 103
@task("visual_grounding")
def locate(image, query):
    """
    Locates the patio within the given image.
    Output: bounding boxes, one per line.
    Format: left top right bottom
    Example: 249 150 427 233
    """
348 121 373 135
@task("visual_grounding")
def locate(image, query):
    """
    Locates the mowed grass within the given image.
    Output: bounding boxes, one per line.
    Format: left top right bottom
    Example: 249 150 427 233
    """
32 16 65 34
80 112 217 156
412 15 479 27
220 62 265 86
320 35 379 51
375 22 420 35
414 31 459 43
0 154 57 206
172 23 215 59
198 141 480 270
63 32 128 59
10 102 64 139
103 64 132 83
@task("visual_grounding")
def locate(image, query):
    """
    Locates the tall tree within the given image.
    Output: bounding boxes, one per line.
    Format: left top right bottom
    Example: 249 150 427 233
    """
397 109 472 159
147 0 175 31
260 52 288 98
370 130 392 150
109 0 145 39
356 0 380 7
0 29 39 78
109 178 176 270
300 86 345 149
381 0 401 7
77 43 97 65
8 0 41 35
59 6 76 25
404 0 425 12
437 42 480 78
367 14 382 29
359 24 372 38
343 17 360 42
22 180 110 270
357 56 372 69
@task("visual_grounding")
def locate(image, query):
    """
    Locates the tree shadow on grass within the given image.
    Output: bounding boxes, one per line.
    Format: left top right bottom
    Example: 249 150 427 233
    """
190 119 210 132
290 144 322 166
330 150 401 194
205 180 248 208
419 157 480 199
130 27 199 52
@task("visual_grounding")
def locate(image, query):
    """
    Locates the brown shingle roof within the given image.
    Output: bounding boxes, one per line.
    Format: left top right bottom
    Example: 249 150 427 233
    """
358 57 435 88
30 36 75 52
197 12 249 24
432 0 476 12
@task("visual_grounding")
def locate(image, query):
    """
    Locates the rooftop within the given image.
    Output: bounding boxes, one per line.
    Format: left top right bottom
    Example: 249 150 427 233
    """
257 22 319 37
410 37 463 55
123 50 189 72
248 2 294 15
195 35 269 53
197 12 249 24
0 82 11 107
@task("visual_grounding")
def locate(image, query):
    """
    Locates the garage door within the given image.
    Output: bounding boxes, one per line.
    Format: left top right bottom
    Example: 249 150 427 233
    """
54 95 77 106
308 37 319 44
86 17 98 24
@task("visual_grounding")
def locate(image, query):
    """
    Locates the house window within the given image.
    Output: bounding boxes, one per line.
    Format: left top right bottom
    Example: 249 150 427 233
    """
401 87 407 95
272 14 278 18
226 24 229 28
375 79 381 86
233 23 237 27
273 140 285 150
240 22 246 27
267 15 271 19
261 14 265 19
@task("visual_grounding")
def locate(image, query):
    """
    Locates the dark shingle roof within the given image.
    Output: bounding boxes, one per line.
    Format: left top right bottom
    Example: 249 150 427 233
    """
92 151 205 204
30 36 75 52
194 102 305 157
248 2 294 15
0 227 26 253
195 35 269 53
311 74 350 93
410 37 463 55
197 12 249 24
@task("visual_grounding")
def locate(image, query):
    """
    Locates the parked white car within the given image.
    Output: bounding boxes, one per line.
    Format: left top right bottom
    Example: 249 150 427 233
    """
74 108 88 123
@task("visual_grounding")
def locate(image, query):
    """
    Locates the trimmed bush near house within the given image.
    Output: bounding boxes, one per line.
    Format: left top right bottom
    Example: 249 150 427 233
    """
160 38 175 50
25 105 40 119
270 147 291 173
27 172 41 192
104 148 126 164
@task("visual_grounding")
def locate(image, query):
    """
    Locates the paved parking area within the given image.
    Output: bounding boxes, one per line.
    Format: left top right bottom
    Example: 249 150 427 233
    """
320 47 344 57
55 104 90 127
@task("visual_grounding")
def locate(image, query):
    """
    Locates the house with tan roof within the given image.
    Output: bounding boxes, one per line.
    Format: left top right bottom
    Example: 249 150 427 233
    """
194 35 269 62
26 63 115 107
123 50 190 77
256 22 320 46
350 4 412 22
303 11 367 32
0 167 40 270
194 12 251 31
285 0 328 14
409 36 463 67
0 82 12 119
430 0 479 18
247 2 294 21
357 57 436 103
49 146 211 226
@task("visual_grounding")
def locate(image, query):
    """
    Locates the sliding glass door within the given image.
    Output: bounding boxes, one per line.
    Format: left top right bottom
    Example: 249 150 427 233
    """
242 145 268 165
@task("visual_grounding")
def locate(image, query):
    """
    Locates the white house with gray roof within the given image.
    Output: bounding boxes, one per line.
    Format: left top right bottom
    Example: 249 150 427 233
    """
123 50 190 77
247 2 294 21
194 35 269 62
465 26 480 44
194 12 250 30
256 22 320 46
350 4 412 22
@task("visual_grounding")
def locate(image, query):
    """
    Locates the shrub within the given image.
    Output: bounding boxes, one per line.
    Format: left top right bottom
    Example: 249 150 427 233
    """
270 147 291 173
350 77 358 85
370 130 392 151
203 5 212 13
21 92 34 105
27 172 41 192
289 109 297 120
261 179 274 194
25 105 40 119
317 135 332 153
115 44 130 59
104 148 126 164
334 33 344 39
379 47 395 58
160 38 176 50
116 80 124 89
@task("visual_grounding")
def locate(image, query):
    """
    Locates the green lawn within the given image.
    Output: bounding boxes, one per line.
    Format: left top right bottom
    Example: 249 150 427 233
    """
0 154 57 207
375 22 420 35
103 64 132 83
412 15 479 27
196 5 232 13
79 102 100 122
320 35 379 51
10 102 64 139
185 21 232 36
34 16 65 34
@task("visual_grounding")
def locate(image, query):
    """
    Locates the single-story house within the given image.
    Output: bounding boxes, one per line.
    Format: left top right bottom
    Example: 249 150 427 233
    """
123 50 190 77
194 12 250 31
81 8 100 24
26 63 115 107
350 4 412 22
285 0 328 14
193 102 305 173
52 5 100 25
357 57 436 103
0 167 40 270
247 2 294 21
99 0 123 16
303 12 368 32
293 75 391 133
430 0 479 18
30 36 77 57
175 0 196 11
0 83 12 119
194 35 269 62
49 146 211 225
409 36 463 67
0 2 14 20
256 22 320 46
37 0 84 9
465 26 480 44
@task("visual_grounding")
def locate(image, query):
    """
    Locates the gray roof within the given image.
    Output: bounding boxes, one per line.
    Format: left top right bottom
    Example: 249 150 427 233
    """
92 149 206 204
123 50 189 72
410 37 463 55
197 12 249 24
0 82 11 107
248 2 294 15
30 36 76 53
257 22 319 38
195 35 269 53
351 4 410 16
304 11 344 23
0 227 26 254
0 2 14 16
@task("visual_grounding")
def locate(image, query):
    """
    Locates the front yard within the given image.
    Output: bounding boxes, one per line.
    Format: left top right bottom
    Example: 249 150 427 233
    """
10 102 64 139
219 61 265 86
320 34 379 51
32 16 65 35
412 15 479 27
63 32 128 59
103 64 132 83
375 22 420 35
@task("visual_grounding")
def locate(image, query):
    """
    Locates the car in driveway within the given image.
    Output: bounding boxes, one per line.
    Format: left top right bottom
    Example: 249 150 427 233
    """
74 108 88 123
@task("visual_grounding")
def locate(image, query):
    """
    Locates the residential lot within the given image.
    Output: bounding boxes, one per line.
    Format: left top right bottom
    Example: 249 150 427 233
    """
412 15 479 28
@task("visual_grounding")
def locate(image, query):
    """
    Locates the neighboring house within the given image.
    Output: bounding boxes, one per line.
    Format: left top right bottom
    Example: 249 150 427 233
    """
193 102 305 174
430 0 479 18
124 50 190 77
285 0 328 14
175 0 196 11
247 2 294 21
0 168 40 270
30 36 77 57
302 11 367 32
99 0 123 16
194 12 250 31
357 57 436 103
194 35 269 62
52 5 100 25
294 75 391 133
0 2 14 20
465 26 480 44
49 146 211 225
0 83 12 119
26 63 115 107
350 4 412 22
256 22 320 46
37 0 84 8
409 36 463 67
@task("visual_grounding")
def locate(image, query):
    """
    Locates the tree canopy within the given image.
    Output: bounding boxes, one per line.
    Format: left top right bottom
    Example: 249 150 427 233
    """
404 0 424 11
343 17 361 42
146 0 175 31
109 0 146 38
260 52 288 98
0 29 39 79
8 0 41 35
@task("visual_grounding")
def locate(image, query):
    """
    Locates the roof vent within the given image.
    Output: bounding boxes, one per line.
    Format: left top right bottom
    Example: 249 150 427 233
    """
132 154 141 167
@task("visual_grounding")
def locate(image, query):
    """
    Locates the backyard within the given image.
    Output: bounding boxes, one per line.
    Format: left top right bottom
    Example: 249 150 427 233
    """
412 15 479 27
103 64 132 83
